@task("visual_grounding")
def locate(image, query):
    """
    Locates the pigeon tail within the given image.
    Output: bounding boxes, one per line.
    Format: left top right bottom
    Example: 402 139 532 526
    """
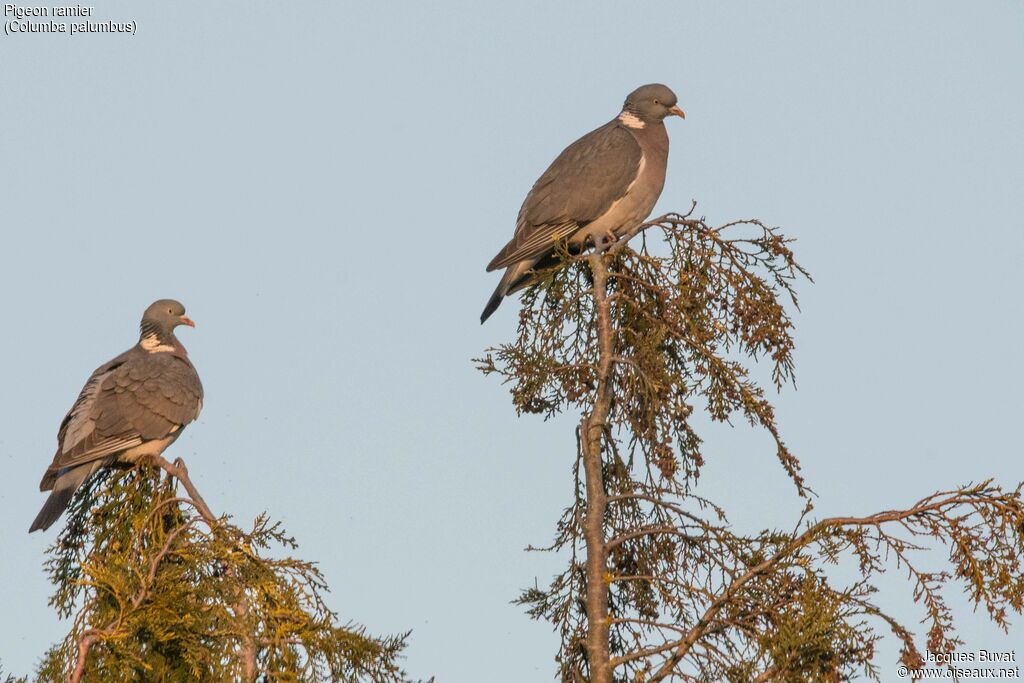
481 261 538 324
29 486 76 533
29 464 93 533
481 265 522 323
480 284 505 324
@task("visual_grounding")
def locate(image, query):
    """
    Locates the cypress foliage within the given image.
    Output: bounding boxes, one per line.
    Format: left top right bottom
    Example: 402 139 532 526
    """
33 458 418 683
479 205 1024 682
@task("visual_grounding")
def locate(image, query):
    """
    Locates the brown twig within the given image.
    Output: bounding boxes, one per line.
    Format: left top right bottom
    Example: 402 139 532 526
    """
607 201 700 254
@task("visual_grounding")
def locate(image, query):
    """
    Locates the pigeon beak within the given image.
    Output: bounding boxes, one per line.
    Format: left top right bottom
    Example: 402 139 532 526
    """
669 106 686 119
180 316 196 328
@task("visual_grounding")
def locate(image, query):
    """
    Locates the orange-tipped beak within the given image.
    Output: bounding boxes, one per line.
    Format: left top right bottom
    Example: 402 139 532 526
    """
180 316 196 328
670 106 685 119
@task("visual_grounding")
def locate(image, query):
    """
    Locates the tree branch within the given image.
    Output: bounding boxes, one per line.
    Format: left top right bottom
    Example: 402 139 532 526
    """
68 632 97 683
646 487 1019 682
152 455 258 682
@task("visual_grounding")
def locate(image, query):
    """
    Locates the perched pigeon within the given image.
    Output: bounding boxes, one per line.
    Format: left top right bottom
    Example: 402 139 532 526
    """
481 83 685 323
29 300 203 533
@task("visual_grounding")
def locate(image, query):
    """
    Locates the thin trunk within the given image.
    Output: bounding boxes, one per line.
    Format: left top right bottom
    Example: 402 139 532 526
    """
582 252 616 683
68 634 97 683
157 456 258 682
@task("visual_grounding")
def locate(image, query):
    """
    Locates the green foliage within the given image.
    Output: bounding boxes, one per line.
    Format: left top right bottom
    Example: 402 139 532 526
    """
480 209 1024 682
36 464 416 683
479 213 808 491
0 661 29 683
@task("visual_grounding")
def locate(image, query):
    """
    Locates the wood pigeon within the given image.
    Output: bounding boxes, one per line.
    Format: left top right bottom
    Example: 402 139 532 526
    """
481 83 685 323
29 299 204 533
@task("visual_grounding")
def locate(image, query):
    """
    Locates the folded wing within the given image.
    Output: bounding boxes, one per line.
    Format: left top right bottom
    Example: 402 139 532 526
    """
40 353 203 491
487 121 642 271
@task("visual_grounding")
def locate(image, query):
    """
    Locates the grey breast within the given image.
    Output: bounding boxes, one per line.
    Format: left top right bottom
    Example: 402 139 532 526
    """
572 121 669 247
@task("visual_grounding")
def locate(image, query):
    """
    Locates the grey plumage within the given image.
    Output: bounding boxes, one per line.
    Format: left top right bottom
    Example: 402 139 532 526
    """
481 84 684 323
30 300 203 533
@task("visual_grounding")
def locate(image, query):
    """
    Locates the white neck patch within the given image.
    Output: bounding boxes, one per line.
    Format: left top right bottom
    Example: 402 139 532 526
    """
141 334 175 353
618 111 645 129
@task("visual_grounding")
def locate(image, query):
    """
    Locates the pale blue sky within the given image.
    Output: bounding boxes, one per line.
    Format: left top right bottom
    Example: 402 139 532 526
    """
1 2 1022 680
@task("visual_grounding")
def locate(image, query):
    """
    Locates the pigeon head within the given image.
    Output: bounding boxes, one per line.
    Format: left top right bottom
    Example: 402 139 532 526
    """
139 299 195 349
622 84 685 124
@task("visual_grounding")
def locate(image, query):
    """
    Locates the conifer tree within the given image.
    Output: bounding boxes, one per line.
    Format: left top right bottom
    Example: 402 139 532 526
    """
480 204 1024 682
32 456 418 683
